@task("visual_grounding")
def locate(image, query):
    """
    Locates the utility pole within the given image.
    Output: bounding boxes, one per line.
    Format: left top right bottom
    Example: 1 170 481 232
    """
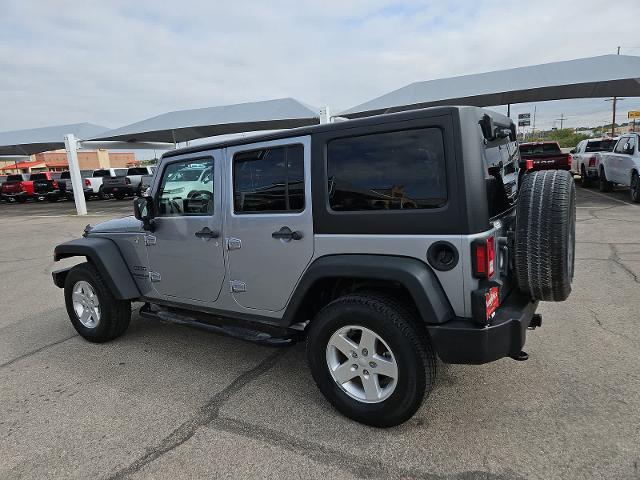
556 113 567 130
609 46 621 137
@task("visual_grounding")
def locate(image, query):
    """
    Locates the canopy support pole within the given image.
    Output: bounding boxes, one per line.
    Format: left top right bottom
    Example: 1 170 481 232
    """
320 106 331 124
64 134 87 216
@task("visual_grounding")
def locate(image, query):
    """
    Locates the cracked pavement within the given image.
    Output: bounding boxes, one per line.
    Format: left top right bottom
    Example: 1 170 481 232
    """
1 188 639 479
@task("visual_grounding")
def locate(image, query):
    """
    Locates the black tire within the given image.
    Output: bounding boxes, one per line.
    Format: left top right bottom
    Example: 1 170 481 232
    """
515 170 575 302
47 195 59 203
16 196 27 203
599 167 613 192
114 192 126 200
580 166 592 188
306 292 436 428
64 262 131 342
98 187 110 200
630 171 640 203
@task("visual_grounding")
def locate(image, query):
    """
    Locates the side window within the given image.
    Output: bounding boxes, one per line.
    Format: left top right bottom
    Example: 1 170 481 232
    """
627 135 636 153
327 128 447 211
615 137 628 154
157 158 214 217
233 144 304 213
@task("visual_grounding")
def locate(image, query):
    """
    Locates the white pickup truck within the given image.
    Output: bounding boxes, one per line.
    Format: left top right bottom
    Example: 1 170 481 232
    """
599 133 640 201
570 137 618 188
83 168 128 200
101 166 156 200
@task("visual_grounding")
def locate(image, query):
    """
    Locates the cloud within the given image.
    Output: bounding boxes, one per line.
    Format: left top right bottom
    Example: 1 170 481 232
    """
0 0 638 134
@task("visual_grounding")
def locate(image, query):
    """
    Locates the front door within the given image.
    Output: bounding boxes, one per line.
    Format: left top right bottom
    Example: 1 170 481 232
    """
146 153 225 304
224 137 314 312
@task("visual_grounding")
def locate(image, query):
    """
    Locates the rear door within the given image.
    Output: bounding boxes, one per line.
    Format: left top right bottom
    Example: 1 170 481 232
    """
145 153 226 304
224 136 313 312
609 136 628 183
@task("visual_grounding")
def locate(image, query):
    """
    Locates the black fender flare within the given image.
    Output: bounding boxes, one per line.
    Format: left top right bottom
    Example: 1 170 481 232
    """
53 237 140 300
282 254 454 326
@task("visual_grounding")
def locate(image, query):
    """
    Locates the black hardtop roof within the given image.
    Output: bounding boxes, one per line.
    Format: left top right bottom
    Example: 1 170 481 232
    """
163 105 511 159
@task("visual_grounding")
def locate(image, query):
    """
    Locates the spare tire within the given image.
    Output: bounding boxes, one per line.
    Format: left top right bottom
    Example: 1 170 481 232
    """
515 170 575 301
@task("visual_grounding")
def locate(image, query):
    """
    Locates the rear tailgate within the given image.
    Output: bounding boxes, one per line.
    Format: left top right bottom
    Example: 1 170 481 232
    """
2 181 23 194
102 176 129 191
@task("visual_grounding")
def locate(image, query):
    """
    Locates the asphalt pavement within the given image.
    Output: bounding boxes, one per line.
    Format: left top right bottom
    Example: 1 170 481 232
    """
0 186 639 479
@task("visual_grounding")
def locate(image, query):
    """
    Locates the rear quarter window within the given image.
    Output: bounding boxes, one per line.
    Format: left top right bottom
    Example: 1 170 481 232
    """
326 128 447 211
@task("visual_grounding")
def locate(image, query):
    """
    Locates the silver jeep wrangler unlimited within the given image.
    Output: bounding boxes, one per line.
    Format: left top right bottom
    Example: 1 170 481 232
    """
53 106 575 427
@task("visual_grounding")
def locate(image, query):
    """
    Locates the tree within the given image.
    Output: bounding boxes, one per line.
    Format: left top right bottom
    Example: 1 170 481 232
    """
545 128 590 148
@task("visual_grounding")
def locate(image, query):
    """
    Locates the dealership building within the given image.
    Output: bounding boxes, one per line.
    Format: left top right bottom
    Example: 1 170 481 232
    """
0 149 135 174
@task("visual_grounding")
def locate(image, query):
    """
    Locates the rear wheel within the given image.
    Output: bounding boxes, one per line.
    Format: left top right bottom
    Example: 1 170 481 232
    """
515 170 575 301
16 196 27 204
580 166 592 188
47 195 59 202
114 192 126 200
599 167 613 192
306 292 436 427
98 187 110 200
630 172 640 203
64 262 131 342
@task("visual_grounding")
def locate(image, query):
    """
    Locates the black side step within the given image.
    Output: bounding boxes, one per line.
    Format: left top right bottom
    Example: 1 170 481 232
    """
139 303 300 347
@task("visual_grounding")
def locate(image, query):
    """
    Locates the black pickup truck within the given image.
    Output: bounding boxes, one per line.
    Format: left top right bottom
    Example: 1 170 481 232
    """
29 172 65 202
102 166 155 200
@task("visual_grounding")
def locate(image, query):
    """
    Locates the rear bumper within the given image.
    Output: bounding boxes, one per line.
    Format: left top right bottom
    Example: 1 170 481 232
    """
427 291 539 364
585 168 599 178
103 185 135 195
1 191 28 200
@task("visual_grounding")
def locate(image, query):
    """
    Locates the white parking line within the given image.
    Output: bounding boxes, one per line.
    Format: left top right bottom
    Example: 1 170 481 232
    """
579 188 636 207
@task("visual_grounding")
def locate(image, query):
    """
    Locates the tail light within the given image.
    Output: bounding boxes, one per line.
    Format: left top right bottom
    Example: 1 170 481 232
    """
567 153 573 166
525 159 534 171
52 181 58 189
84 179 91 187
18 182 26 192
473 236 495 278
588 156 597 167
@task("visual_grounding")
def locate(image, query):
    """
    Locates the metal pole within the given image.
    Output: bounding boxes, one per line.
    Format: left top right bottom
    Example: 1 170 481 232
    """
507 104 511 117
64 134 87 216
612 46 620 137
320 106 331 124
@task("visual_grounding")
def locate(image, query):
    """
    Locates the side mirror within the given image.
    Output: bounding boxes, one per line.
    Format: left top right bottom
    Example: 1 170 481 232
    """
570 149 576 154
133 196 155 231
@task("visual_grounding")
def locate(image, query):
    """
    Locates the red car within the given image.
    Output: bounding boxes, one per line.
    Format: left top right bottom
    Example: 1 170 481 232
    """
519 142 572 172
1 174 35 203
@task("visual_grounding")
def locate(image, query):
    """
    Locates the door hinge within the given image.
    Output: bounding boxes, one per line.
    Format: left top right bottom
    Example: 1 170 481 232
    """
230 280 246 292
226 237 242 250
149 271 161 282
144 235 157 246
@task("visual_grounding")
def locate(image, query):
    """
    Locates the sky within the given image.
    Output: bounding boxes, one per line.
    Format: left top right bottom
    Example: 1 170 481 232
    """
1 0 640 143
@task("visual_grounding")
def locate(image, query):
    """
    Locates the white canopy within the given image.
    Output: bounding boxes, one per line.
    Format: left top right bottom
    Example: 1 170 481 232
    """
0 123 108 156
339 55 640 119
91 97 320 143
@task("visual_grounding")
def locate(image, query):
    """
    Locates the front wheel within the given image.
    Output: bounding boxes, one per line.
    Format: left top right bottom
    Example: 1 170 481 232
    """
306 292 436 427
630 172 640 203
64 262 131 342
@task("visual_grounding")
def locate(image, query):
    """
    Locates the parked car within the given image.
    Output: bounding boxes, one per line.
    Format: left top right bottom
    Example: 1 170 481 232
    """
51 106 575 427
58 169 94 200
83 168 128 200
0 175 6 199
1 174 34 203
519 141 571 171
570 137 618 187
102 166 156 200
599 133 640 201
28 172 64 202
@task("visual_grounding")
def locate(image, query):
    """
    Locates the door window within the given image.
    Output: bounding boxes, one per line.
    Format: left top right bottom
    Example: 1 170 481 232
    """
156 158 214 217
614 137 629 154
233 144 304 213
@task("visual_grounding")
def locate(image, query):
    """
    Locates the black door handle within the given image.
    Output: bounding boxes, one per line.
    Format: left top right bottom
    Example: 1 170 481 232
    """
272 226 303 241
195 227 219 239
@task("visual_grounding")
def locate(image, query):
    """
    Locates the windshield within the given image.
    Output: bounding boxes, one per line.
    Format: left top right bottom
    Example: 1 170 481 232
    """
127 168 148 175
484 136 519 218
92 170 110 177
519 143 561 155
585 139 616 152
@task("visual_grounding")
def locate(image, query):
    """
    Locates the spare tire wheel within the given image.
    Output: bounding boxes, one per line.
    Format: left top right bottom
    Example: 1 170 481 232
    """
515 170 575 301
